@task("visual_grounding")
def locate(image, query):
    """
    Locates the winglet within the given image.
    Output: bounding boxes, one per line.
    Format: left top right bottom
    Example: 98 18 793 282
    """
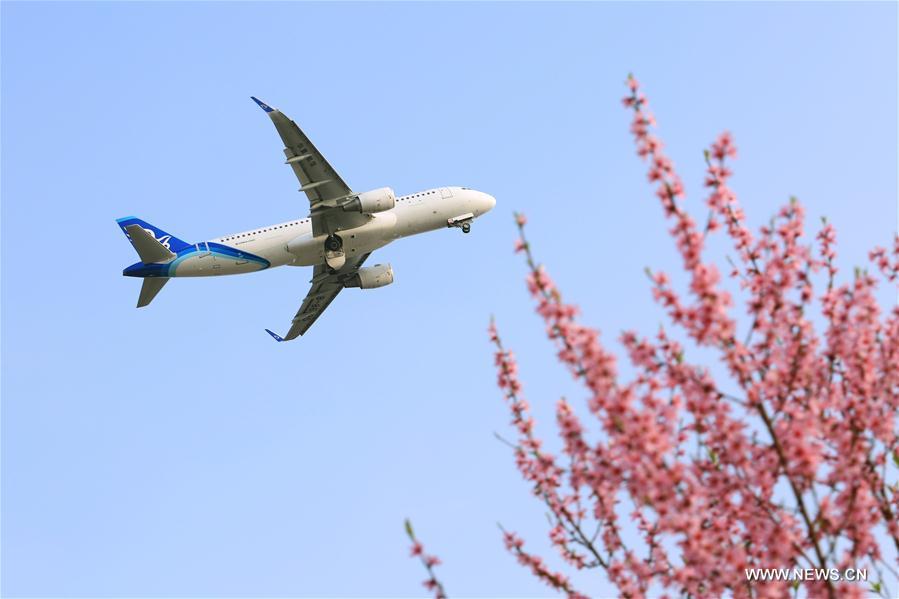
251 96 274 113
265 328 285 342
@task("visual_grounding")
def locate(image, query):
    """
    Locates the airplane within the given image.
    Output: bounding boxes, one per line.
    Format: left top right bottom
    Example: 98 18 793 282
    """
118 97 496 342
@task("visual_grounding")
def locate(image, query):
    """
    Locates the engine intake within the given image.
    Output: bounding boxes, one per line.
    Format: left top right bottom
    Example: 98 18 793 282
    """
342 187 396 214
345 264 394 289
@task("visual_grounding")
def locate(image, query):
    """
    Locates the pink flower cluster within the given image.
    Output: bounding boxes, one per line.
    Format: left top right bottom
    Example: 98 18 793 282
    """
405 519 447 599
489 75 899 598
502 529 589 599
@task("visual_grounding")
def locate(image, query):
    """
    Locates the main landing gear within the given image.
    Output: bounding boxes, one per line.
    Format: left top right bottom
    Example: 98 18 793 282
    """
324 234 346 271
325 234 343 252
461 223 471 234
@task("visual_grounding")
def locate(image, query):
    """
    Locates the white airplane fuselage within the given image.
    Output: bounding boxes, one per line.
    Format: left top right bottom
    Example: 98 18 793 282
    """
122 186 495 279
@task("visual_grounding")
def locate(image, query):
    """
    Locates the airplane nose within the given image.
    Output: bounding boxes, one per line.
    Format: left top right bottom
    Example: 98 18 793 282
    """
482 192 497 213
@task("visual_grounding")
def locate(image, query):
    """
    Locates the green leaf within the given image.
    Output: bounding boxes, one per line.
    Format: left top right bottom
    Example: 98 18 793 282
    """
870 581 882 594
404 518 414 539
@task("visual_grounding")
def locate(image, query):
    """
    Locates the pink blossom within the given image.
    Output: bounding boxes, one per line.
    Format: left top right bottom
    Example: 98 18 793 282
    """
404 520 447 599
627 74 640 91
487 75 899 598
410 75 898 599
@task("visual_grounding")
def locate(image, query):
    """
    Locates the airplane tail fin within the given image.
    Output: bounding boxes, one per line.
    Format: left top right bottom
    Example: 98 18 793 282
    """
123 224 176 264
117 217 184 308
116 217 191 254
138 277 169 308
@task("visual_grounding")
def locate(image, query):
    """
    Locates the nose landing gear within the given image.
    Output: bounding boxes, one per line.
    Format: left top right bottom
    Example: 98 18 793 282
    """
447 213 475 235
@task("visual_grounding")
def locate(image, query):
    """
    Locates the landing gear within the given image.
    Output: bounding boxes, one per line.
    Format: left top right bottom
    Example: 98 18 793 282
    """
325 234 343 251
447 213 475 235
324 234 346 270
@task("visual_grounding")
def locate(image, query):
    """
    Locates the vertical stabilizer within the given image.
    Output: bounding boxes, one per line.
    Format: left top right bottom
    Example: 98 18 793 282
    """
116 217 191 253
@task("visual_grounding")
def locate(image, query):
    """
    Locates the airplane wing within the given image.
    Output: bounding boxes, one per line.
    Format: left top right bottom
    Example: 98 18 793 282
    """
265 253 372 342
251 97 369 237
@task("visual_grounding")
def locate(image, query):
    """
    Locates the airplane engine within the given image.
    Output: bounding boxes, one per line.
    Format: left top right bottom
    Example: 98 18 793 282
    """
344 264 394 289
342 187 396 214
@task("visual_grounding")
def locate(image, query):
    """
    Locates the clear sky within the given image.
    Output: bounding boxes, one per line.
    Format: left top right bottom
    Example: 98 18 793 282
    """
2 2 896 597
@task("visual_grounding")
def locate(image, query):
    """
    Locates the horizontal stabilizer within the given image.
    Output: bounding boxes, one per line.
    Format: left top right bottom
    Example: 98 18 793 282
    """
138 277 169 308
125 224 177 264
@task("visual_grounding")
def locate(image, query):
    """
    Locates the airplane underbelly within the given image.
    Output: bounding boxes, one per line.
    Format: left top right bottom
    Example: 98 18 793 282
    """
287 212 397 266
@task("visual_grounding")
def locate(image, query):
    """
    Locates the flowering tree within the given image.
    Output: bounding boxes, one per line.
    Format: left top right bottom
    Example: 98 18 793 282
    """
410 76 899 598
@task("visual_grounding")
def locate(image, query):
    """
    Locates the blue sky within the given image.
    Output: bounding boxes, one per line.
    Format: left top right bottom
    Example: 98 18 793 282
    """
2 2 896 597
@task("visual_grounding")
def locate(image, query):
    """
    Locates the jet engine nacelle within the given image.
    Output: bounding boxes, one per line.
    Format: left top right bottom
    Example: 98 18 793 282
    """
345 264 394 289
343 187 396 214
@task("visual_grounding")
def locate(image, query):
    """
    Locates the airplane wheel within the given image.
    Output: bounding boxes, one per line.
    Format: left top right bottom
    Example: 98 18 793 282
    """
462 223 471 234
325 235 342 251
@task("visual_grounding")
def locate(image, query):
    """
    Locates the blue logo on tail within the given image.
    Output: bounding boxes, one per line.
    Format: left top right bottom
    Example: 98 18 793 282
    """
116 217 191 253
